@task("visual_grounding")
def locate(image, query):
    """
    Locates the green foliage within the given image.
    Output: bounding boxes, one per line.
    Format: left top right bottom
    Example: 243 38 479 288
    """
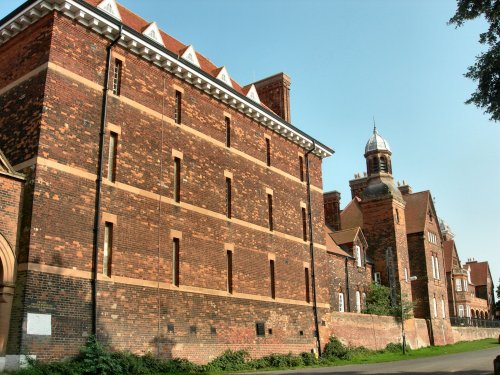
363 283 393 316
393 293 415 321
300 351 319 366
385 342 405 353
260 352 304 368
205 350 249 372
77 336 123 375
449 0 500 122
322 336 349 359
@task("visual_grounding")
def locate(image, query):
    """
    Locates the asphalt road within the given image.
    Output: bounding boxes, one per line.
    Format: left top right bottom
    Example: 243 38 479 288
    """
243 347 500 375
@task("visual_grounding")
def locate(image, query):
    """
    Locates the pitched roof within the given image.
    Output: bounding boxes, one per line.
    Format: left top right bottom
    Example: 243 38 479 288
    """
466 261 491 286
324 225 351 258
84 0 267 111
340 197 363 230
330 227 360 246
403 191 430 234
443 240 457 273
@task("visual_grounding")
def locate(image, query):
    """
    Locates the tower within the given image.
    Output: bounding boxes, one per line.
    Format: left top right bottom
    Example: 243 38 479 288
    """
359 127 413 305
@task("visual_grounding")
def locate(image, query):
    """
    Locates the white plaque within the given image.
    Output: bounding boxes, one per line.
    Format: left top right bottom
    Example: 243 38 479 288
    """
26 313 52 335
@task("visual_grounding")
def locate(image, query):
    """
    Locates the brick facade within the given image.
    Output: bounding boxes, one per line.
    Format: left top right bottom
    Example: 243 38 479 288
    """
0 1 333 363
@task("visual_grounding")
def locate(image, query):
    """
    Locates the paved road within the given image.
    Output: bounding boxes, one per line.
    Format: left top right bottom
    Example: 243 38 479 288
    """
244 347 500 375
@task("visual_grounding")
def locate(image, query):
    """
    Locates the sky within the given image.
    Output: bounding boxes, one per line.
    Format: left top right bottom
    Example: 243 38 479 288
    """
1 1 499 290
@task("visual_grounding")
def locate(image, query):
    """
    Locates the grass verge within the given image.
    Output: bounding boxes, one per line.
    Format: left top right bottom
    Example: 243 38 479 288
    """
2 337 498 374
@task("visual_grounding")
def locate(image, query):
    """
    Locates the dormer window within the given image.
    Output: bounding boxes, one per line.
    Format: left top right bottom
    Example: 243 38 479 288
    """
215 67 233 88
97 0 122 20
142 22 164 47
181 46 200 67
149 30 156 39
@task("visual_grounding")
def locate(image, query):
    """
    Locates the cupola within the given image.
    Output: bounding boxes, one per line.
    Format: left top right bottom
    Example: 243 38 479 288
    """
364 126 392 176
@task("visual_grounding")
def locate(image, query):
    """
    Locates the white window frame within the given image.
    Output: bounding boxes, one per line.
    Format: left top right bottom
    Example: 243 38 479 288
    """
355 245 361 267
458 305 464 318
338 293 344 313
404 267 409 282
355 291 361 313
456 278 462 291
374 272 381 284
431 255 436 279
434 256 440 279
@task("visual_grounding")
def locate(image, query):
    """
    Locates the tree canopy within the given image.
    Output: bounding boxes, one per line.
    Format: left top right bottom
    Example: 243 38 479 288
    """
449 0 500 122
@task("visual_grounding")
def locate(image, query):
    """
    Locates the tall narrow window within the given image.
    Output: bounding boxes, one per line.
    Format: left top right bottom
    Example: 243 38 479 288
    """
355 291 361 313
299 156 304 182
380 156 387 172
455 278 462 291
304 267 310 303
174 90 182 124
355 246 362 267
226 177 232 218
458 305 464 318
395 209 400 224
107 132 118 182
301 207 307 241
270 259 276 299
267 194 273 231
226 250 233 294
441 298 446 318
103 222 113 276
434 256 440 279
404 267 409 282
433 296 438 318
112 59 122 96
172 238 180 286
173 157 181 203
431 255 436 279
265 138 271 167
338 293 345 312
225 117 231 147
372 157 380 173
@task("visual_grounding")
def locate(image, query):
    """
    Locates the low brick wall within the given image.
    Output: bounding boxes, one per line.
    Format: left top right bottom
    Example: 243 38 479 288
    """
321 312 430 351
452 326 500 343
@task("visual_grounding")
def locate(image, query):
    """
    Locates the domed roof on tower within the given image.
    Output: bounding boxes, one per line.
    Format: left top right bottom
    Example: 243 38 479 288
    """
365 126 391 154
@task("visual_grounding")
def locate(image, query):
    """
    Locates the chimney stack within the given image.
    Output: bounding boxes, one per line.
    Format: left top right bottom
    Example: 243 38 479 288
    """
398 181 413 195
252 73 291 123
324 191 341 231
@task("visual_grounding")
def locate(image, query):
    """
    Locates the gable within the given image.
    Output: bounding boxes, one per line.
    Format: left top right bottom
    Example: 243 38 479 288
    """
142 22 164 47
97 0 122 21
180 45 200 67
0 150 25 180
245 84 261 104
340 198 363 230
215 66 233 88
403 191 429 234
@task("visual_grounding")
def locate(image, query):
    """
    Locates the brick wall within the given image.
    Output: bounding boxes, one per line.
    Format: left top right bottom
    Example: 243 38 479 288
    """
3 10 329 362
321 312 430 350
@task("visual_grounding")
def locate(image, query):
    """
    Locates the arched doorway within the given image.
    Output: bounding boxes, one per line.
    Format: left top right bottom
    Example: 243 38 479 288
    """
0 233 15 355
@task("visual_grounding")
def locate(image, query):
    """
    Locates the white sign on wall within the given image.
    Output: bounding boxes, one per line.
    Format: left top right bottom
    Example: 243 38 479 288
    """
26 313 52 336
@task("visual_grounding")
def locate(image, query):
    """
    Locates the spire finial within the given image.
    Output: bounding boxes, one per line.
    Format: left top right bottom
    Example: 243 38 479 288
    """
373 116 377 133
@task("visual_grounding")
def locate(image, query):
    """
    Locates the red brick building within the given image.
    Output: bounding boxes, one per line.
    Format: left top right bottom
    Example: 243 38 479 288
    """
0 151 25 357
0 0 335 367
338 127 453 345
465 260 496 320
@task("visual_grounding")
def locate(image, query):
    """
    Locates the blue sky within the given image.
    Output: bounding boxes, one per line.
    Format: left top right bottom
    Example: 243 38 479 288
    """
1 1 499 289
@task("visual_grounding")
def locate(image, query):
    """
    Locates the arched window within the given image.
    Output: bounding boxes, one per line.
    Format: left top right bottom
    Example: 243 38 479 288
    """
380 156 388 172
338 293 344 312
371 157 380 173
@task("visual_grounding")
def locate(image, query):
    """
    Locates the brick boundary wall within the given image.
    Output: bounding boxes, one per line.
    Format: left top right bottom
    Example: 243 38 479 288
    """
452 327 500 343
321 311 431 351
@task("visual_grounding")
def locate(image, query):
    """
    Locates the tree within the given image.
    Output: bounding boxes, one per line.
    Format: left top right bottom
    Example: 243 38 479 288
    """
363 283 393 316
449 0 500 122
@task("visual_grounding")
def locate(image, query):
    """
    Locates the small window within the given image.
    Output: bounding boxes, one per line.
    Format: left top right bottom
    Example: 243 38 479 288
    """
167 324 174 333
458 304 464 318
173 157 181 203
226 250 233 294
172 238 180 286
255 322 265 337
112 59 122 96
103 222 113 276
355 245 362 267
374 272 381 284
210 326 217 335
372 158 380 173
267 194 273 231
455 278 462 291
301 207 307 241
299 330 304 336
380 156 387 172
107 132 118 182
338 293 344 312
225 117 231 147
226 177 232 219
270 259 276 299
395 209 400 224
304 267 310 303
265 138 271 167
268 328 273 335
174 90 182 124
299 156 304 182
190 325 197 334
